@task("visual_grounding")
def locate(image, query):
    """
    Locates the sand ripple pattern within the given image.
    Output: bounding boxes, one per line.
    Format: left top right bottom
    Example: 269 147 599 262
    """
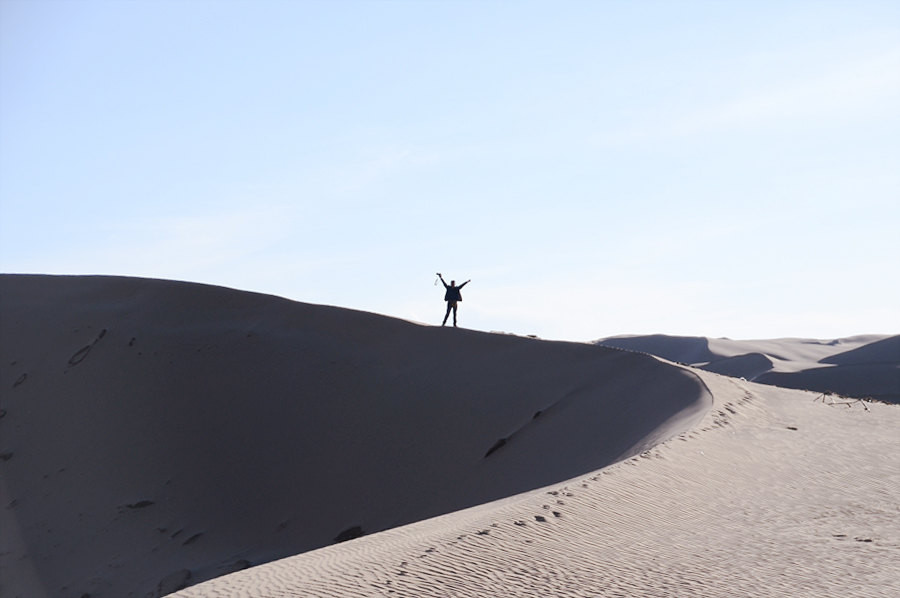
173 372 900 598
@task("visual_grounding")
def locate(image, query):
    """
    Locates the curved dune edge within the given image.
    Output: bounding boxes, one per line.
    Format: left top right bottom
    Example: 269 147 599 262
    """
0 275 709 598
172 371 900 598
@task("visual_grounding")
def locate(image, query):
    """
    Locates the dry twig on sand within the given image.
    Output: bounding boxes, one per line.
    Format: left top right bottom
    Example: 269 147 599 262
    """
813 391 870 411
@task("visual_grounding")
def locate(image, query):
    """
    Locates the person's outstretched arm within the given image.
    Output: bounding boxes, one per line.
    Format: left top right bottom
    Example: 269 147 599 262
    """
438 273 449 288
459 279 471 288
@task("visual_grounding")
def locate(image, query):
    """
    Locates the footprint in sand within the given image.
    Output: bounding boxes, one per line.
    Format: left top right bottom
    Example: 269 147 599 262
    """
68 345 92 366
67 329 109 366
484 437 507 458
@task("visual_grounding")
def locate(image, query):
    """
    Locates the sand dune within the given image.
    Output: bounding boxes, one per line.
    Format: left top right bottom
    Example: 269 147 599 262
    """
171 371 900 598
4 275 897 598
0 275 709 598
598 333 900 403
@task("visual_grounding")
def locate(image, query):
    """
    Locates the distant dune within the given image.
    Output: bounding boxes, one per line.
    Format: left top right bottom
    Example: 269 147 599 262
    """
0 275 709 598
597 333 900 403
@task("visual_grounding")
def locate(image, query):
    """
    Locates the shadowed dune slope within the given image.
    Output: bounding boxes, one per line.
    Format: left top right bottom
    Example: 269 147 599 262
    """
0 275 710 598
598 333 899 403
821 335 900 365
170 370 900 598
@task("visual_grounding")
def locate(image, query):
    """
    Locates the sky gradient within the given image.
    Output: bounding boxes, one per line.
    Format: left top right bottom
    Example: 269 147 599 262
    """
2 0 898 341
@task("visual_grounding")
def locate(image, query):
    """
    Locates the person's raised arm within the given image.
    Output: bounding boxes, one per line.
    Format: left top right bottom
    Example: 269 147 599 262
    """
437 273 449 288
459 279 471 288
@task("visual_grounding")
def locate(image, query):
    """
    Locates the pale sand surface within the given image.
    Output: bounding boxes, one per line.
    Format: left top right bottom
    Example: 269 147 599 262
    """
173 372 900 598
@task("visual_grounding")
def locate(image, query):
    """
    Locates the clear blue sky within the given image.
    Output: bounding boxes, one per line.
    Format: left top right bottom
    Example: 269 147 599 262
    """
2 0 898 341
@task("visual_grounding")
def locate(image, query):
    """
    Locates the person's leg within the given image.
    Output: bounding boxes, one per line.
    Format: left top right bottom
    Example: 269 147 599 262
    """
452 303 458 327
442 303 452 326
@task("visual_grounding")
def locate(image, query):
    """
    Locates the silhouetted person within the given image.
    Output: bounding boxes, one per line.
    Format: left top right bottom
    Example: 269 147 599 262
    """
438 273 470 327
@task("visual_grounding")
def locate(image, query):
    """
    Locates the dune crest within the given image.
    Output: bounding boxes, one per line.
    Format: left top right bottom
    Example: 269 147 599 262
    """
0 275 709 598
